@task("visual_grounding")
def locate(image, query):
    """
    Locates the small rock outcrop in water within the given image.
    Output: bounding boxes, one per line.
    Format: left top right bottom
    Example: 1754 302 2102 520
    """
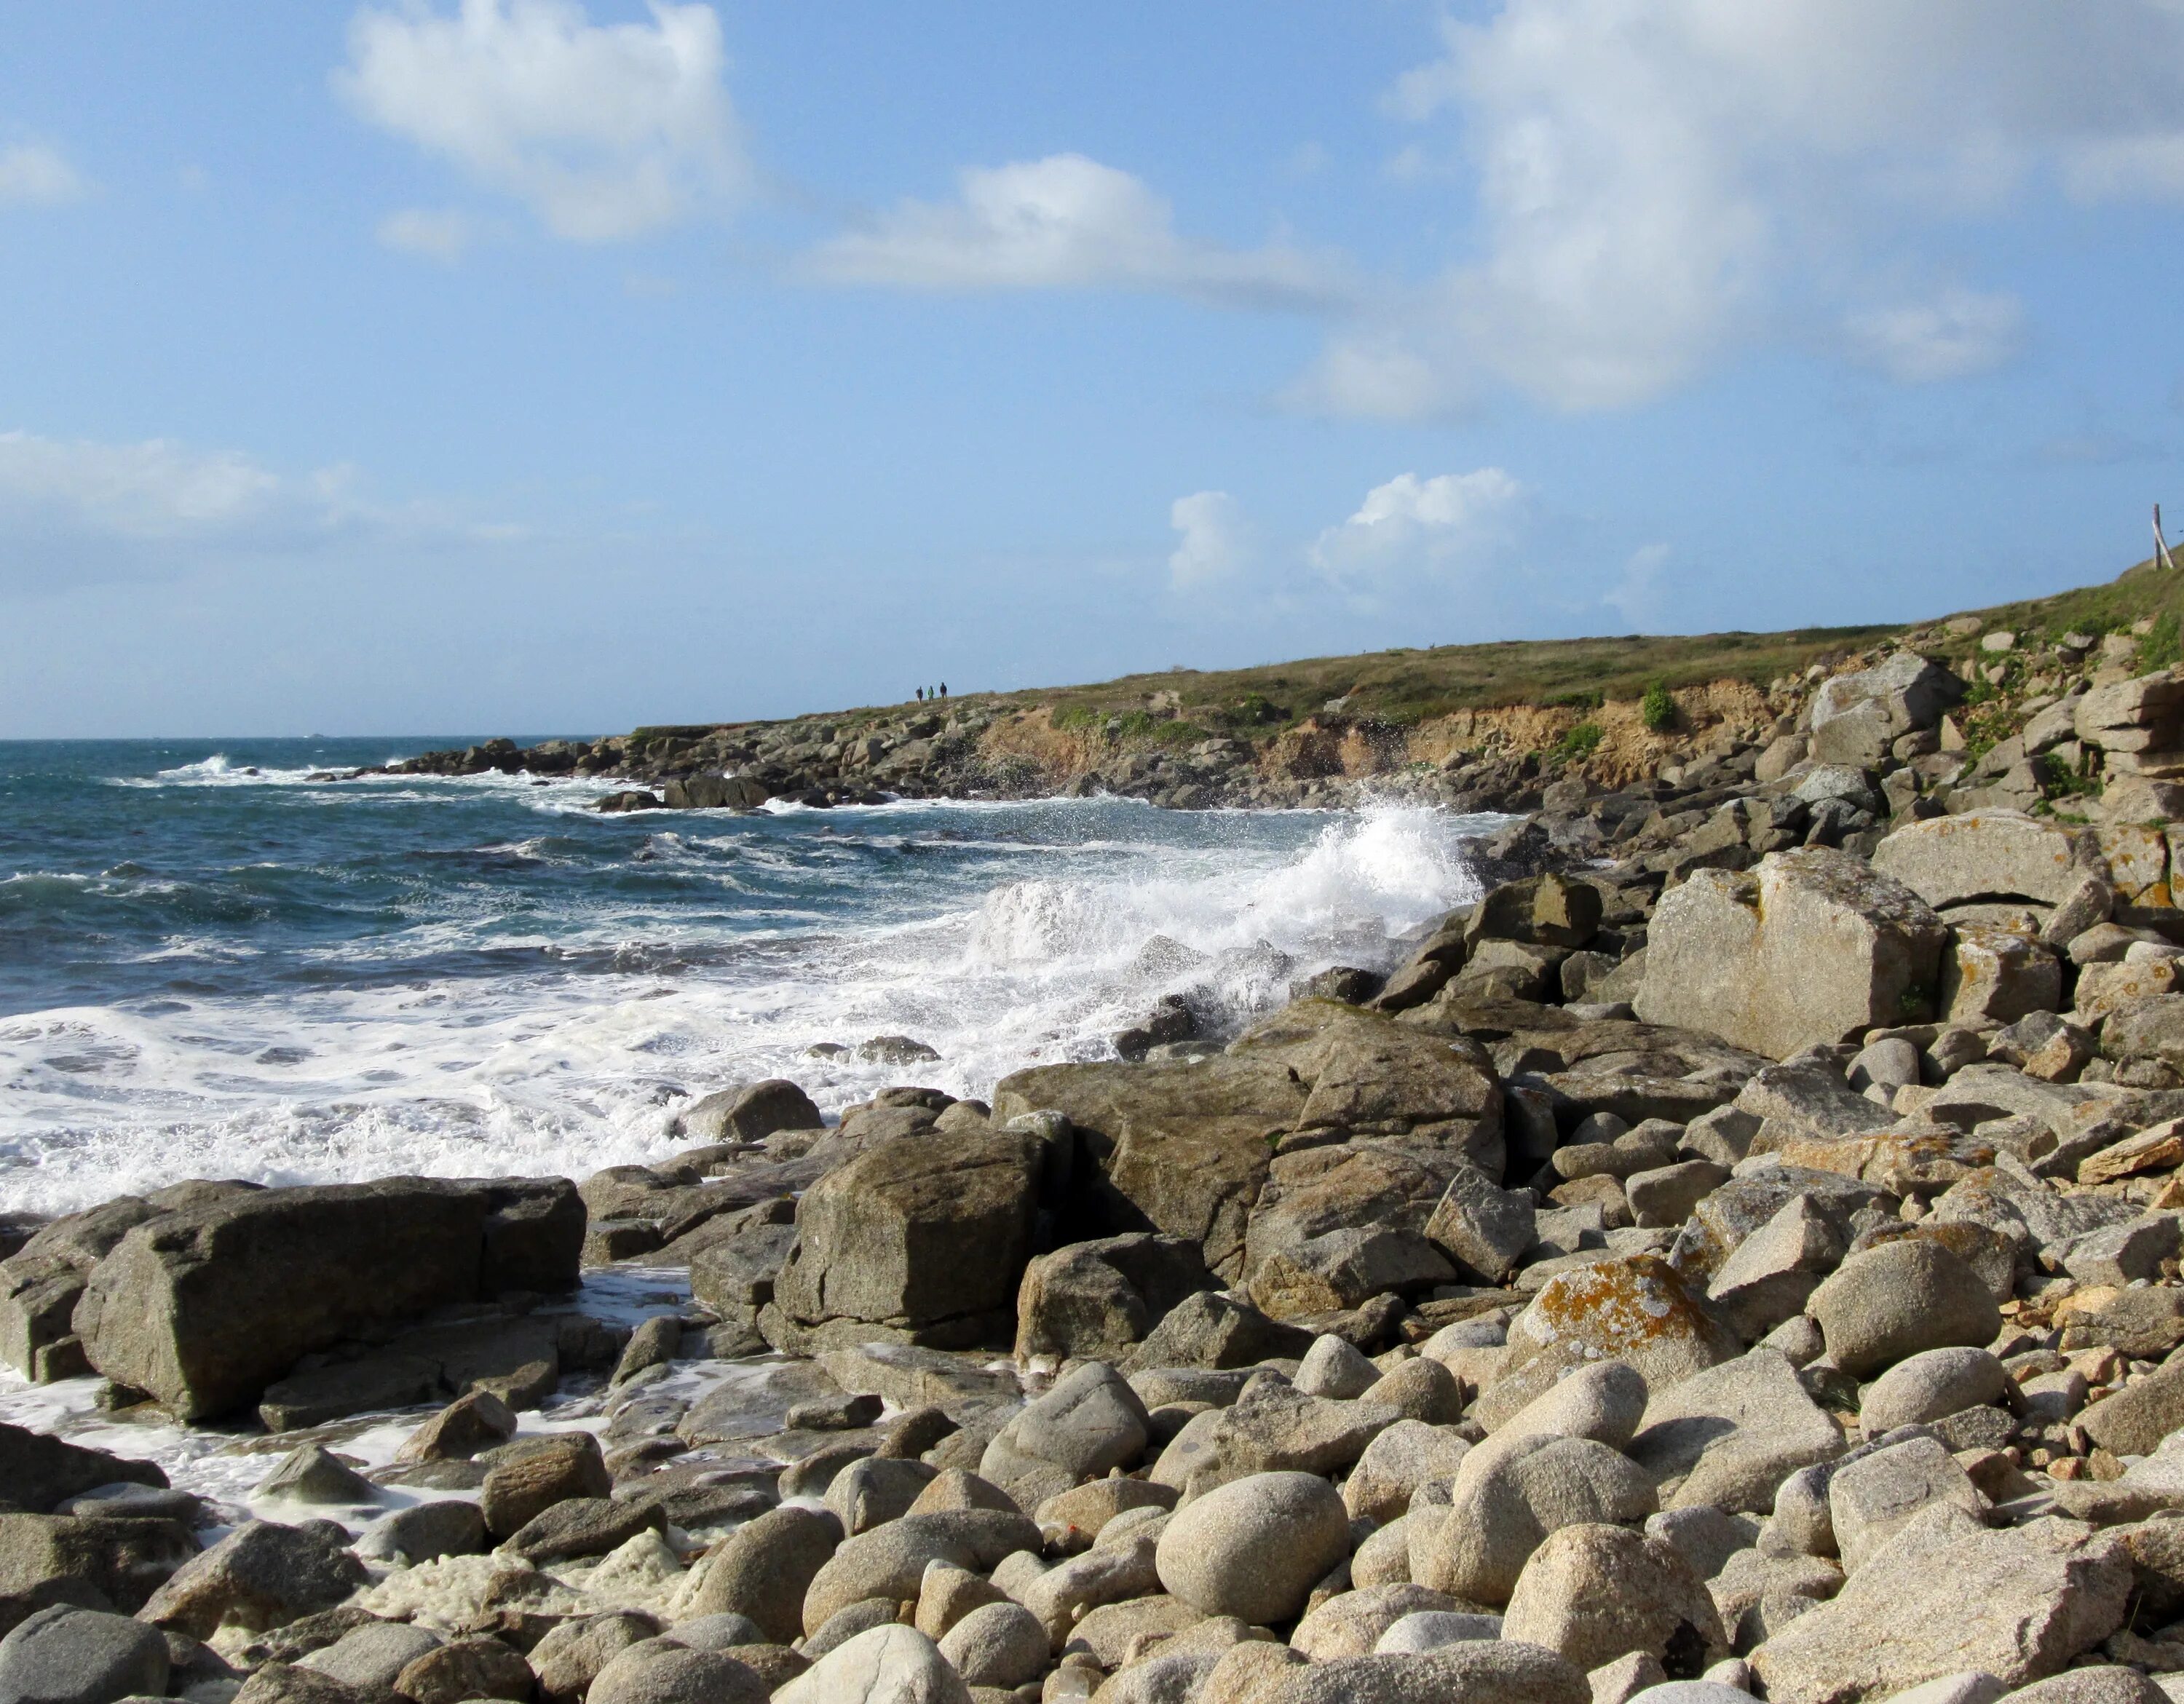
26 606 2184 1704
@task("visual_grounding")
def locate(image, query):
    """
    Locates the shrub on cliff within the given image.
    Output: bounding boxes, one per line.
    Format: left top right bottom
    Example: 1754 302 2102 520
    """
1641 681 1678 732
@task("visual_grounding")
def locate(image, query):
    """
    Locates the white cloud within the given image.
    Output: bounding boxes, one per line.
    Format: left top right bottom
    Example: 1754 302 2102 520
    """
337 0 745 243
1843 288 2024 383
0 429 515 589
1605 542 1671 631
377 206 475 261
1168 491 1251 590
1299 0 2184 416
0 143 87 207
807 154 1351 312
1309 469 1524 592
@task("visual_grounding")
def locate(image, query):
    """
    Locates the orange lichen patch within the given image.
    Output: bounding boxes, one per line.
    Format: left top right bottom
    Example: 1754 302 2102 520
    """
1514 1253 1736 1371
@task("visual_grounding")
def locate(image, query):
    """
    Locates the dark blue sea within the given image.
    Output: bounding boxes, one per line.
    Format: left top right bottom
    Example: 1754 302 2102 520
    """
0 739 1492 1213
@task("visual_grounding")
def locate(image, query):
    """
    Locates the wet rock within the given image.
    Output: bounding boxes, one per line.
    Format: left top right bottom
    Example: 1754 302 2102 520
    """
0 1604 170 1704
684 1506 842 1644
138 1520 366 1639
394 1635 535 1704
73 1178 581 1422
396 1391 518 1464
1015 1237 1214 1364
500 1495 665 1565
767 1128 1043 1352
0 1426 165 1516
590 1644 767 1704
479 1432 612 1538
352 1500 486 1567
296 1620 441 1692
676 1080 824 1144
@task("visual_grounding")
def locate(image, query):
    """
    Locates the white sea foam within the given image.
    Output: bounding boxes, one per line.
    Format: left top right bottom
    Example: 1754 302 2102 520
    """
0 801 1495 1215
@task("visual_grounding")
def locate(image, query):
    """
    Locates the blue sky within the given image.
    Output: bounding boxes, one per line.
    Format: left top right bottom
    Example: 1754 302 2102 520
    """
3 1 2184 737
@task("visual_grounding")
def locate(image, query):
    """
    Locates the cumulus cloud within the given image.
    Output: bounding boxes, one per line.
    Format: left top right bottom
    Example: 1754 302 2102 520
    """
0 143 87 207
337 0 745 243
1309 469 1524 593
1168 491 1251 590
377 206 475 261
1296 0 2184 416
807 154 1351 311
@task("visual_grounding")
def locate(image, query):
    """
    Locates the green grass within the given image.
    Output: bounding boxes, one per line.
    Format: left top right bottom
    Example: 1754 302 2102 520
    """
646 552 2184 744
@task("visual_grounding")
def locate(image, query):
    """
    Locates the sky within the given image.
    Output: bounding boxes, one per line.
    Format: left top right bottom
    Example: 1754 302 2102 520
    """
4 2 2184 737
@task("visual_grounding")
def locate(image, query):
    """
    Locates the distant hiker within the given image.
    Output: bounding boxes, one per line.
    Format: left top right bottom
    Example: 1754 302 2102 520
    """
916 686 925 701
940 683 948 698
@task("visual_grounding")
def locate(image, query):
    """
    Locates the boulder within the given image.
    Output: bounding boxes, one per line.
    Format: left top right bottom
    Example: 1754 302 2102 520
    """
71 1178 581 1421
1244 1636 1588 1704
1502 1523 1726 1675
1636 850 1947 1060
1485 1257 1738 1427
677 1080 824 1144
590 1644 767 1704
1942 927 2064 1026
1805 1241 2001 1379
2078 1358 2184 1459
1014 1236 1214 1363
1827 1437 1982 1572
1749 1505 2130 1704
1810 655 1964 765
352 1501 487 1567
0 1425 164 1515
799 1510 1040 1637
394 1635 537 1704
979 1362 1149 1505
992 1059 1307 1277
0 1511 197 1617
1705 1196 1847 1340
685 1507 842 1645
1154 1471 1350 1625
1627 1350 1844 1514
936 1601 1048 1688
1872 815 2091 909
767 1128 1042 1351
1291 1584 1468 1660
1412 1433 1658 1606
1149 1380 1396 1497
1342 1421 1473 1523
0 1604 170 1704
138 1519 367 1638
299 1621 444 1690
1857 1349 2007 1435
478 1432 612 1537
1425 1169 1536 1285
1122 1291 1314 1372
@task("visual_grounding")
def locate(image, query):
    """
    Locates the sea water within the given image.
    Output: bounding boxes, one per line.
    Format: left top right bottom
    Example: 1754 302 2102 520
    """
0 738 1498 1216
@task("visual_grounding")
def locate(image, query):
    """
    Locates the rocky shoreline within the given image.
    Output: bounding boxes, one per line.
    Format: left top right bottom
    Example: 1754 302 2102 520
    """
17 619 2184 1704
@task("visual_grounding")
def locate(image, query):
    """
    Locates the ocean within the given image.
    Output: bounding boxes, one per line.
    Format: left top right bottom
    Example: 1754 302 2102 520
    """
0 738 1499 1218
